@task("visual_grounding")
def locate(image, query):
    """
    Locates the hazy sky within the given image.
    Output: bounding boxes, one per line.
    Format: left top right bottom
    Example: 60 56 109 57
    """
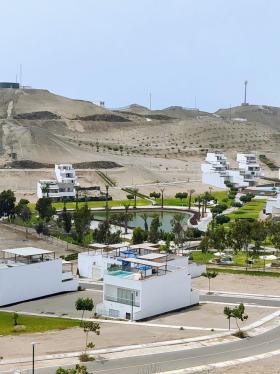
1 0 280 111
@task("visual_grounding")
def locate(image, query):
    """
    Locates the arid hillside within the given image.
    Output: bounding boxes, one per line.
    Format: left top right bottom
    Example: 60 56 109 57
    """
0 88 280 201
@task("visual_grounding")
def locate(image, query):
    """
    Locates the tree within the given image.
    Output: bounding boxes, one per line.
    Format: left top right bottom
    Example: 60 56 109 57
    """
35 221 49 236
15 199 30 215
61 208 72 234
140 213 149 232
175 192 188 206
93 219 121 244
250 220 267 252
209 225 227 251
199 235 210 253
227 303 248 334
80 320 100 356
171 213 185 247
228 220 252 254
132 226 145 244
41 182 50 198
215 214 230 225
75 297 94 323
36 197 56 221
267 221 280 251
149 191 161 199
149 214 161 243
131 188 138 208
112 212 133 235
73 205 91 244
75 186 81 210
224 306 234 331
56 365 90 374
195 195 203 219
202 270 218 294
0 190 16 217
188 189 195 209
20 205 32 238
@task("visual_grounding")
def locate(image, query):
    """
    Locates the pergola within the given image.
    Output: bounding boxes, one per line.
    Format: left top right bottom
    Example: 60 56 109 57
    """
119 257 167 276
2 247 55 264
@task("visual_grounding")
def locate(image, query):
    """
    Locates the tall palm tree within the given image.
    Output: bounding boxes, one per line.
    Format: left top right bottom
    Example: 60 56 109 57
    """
132 188 139 209
140 212 149 232
188 189 195 210
195 195 203 219
171 213 185 251
160 188 165 209
41 183 50 198
75 186 81 210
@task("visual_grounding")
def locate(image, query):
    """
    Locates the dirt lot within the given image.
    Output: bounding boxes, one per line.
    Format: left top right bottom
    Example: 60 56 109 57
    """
0 222 71 257
193 273 280 296
0 321 209 361
147 303 273 330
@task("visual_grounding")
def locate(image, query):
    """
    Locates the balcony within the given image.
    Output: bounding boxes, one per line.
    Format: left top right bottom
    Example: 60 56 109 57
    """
104 295 140 307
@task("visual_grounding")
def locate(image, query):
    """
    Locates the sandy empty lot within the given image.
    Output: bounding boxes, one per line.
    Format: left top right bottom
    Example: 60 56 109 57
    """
193 273 280 296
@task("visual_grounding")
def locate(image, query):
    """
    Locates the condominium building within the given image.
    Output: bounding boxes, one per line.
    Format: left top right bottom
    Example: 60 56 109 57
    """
37 164 79 201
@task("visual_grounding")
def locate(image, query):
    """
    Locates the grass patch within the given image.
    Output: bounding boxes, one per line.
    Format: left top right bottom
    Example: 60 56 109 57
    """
0 312 79 335
226 199 266 221
208 267 280 277
191 251 214 264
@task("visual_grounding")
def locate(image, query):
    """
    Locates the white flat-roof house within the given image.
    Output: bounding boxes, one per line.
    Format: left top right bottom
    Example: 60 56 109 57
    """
0 247 78 306
95 256 199 320
265 194 280 217
201 152 248 189
37 164 79 201
236 153 262 186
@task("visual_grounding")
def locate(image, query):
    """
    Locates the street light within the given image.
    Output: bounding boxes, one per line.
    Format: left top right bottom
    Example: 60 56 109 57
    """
31 342 37 374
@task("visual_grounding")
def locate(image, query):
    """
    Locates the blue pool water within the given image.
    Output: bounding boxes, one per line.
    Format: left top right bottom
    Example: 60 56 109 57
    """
109 270 133 277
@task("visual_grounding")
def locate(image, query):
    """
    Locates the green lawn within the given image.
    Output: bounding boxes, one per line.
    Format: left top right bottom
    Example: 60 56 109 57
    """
226 199 266 221
191 251 214 264
0 312 79 335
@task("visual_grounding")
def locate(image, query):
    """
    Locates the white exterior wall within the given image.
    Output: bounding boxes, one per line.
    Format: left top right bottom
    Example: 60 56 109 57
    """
266 195 280 215
0 259 78 306
97 268 199 320
201 169 227 189
78 253 119 279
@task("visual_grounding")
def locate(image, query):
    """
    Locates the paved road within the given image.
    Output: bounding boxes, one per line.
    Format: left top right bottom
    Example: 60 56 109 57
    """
23 324 280 374
200 294 280 308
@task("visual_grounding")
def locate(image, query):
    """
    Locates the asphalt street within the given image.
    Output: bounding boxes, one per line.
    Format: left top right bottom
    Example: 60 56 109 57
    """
26 324 280 374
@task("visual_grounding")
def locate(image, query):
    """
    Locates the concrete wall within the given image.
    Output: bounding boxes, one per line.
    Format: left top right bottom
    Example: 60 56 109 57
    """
0 259 78 306
78 253 118 279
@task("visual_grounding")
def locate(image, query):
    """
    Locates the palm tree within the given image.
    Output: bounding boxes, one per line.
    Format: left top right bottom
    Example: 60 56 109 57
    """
195 195 203 219
188 189 195 210
160 188 165 209
132 188 138 209
202 270 218 294
171 213 185 251
140 212 149 232
41 183 50 198
75 185 81 210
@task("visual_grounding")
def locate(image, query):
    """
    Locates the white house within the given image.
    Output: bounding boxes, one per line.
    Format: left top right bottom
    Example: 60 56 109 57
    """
37 164 79 201
96 255 199 320
236 153 262 186
78 243 205 281
265 194 280 216
201 152 248 189
0 247 78 306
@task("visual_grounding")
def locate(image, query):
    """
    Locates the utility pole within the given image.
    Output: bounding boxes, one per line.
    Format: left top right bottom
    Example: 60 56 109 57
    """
131 292 134 321
243 80 248 105
149 92 152 110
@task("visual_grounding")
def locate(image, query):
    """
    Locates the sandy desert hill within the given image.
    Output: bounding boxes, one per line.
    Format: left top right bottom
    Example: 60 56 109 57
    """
0 88 280 201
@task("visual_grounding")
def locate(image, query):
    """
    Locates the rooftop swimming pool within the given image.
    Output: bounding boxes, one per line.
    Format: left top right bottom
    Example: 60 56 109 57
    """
109 270 133 278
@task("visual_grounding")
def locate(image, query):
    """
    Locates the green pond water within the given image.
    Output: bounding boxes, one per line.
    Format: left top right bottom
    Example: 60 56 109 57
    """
92 210 190 232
